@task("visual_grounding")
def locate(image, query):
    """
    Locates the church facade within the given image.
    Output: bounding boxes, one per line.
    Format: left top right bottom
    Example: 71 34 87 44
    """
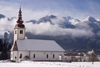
10 7 65 62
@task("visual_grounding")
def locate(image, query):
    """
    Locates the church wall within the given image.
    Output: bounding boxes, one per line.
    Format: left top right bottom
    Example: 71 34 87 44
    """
18 51 29 60
14 29 18 42
30 51 64 60
10 51 18 60
11 51 64 62
17 28 25 40
14 28 25 42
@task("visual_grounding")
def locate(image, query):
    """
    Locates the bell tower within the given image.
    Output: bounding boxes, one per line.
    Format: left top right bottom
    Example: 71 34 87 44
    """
14 7 25 42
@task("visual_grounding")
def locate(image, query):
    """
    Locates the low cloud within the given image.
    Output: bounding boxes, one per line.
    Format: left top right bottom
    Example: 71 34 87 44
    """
0 17 16 36
25 22 94 37
0 17 94 38
97 31 100 36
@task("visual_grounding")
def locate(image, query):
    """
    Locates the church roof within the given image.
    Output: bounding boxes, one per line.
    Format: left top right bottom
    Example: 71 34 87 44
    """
16 39 65 52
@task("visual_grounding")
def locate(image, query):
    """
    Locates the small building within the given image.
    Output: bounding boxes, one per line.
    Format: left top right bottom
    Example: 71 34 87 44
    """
10 7 65 62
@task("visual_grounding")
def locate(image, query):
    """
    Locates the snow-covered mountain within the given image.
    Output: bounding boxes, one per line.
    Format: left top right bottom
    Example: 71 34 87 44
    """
75 16 100 34
63 16 81 25
35 15 75 28
24 15 100 52
26 20 37 24
37 15 56 24
1 14 100 53
0 14 5 19
36 15 81 25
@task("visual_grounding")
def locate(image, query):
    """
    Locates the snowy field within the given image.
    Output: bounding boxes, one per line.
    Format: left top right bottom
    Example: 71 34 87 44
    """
0 61 100 67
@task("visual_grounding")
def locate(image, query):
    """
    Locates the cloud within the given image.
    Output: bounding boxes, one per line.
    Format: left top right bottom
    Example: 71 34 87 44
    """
0 17 16 36
25 21 94 37
97 31 100 36
0 16 94 38
50 17 65 25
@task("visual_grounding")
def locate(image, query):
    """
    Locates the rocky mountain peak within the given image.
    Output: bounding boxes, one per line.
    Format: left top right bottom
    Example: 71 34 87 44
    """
86 16 96 22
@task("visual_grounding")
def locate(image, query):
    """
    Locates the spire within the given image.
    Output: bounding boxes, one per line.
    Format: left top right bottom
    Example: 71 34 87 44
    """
17 6 23 24
15 6 25 28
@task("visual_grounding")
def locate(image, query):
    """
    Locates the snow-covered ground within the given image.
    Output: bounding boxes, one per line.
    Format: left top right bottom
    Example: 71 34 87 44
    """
0 60 100 67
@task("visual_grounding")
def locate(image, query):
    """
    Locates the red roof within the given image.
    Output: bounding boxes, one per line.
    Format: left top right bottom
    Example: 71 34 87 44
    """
15 24 25 28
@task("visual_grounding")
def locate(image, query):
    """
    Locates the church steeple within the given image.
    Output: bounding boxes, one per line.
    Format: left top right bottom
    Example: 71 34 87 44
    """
17 6 23 24
14 6 25 42
15 6 25 28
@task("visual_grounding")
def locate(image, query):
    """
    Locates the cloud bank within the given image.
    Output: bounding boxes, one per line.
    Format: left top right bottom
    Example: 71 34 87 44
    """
25 22 94 37
0 17 94 38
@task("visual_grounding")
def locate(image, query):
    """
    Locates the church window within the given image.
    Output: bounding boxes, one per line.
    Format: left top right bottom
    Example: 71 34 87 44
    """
53 54 55 58
33 54 35 58
20 54 22 58
20 30 23 34
47 54 48 58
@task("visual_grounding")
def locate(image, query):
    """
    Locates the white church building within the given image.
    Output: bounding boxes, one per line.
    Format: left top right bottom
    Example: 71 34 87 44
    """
10 7 65 62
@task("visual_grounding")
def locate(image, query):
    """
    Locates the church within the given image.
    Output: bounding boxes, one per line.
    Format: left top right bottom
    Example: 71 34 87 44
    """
10 7 65 62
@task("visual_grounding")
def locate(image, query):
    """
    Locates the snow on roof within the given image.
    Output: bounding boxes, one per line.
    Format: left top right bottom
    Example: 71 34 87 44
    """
16 39 65 52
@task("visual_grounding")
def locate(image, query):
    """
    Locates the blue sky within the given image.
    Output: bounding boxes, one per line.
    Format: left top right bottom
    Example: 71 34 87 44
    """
0 0 100 21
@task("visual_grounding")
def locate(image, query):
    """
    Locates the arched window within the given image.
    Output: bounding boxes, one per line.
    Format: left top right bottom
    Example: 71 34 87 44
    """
20 54 22 58
20 30 23 34
53 54 55 58
47 54 48 58
33 54 35 58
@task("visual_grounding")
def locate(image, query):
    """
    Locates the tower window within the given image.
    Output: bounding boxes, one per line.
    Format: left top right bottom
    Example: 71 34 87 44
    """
15 30 16 34
47 54 48 58
20 30 23 34
33 54 35 58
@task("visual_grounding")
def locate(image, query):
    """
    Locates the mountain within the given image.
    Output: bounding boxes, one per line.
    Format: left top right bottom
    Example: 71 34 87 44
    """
25 16 100 53
8 17 17 21
36 15 75 28
37 15 56 24
63 16 81 25
1 14 100 53
26 20 37 24
0 14 5 19
75 16 100 33
86 16 96 22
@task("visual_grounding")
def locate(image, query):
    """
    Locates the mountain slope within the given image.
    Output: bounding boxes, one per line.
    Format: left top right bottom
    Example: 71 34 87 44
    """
0 14 5 19
75 16 100 33
36 15 75 28
1 14 100 53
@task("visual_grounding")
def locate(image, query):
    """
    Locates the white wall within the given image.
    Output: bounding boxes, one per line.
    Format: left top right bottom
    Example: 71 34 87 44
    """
14 28 25 42
14 29 17 42
11 51 64 62
18 51 29 60
30 51 64 60
11 51 18 60
17 28 25 40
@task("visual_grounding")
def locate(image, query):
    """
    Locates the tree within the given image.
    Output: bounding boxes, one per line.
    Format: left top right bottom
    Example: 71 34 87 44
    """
0 39 3 51
88 50 99 64
0 40 8 60
7 43 11 52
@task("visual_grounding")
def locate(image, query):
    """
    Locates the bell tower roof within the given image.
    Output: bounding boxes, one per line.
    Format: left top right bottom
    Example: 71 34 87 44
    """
15 6 25 28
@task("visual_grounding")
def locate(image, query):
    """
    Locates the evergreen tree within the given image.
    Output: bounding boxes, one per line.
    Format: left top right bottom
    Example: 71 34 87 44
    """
0 39 3 51
0 40 8 60
7 43 11 52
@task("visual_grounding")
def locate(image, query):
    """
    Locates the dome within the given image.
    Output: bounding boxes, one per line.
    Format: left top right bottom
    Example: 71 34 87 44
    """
15 23 25 28
15 7 25 28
